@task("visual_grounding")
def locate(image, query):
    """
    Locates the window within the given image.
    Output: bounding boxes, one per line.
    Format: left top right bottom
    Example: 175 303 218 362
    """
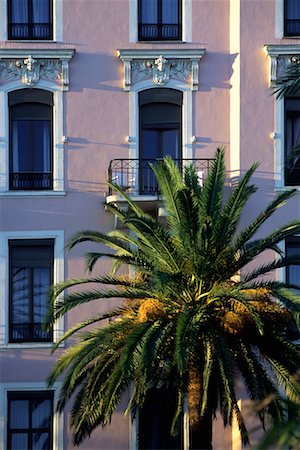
9 239 54 343
284 0 300 37
138 0 181 41
284 98 300 186
8 0 53 40
7 391 53 450
139 388 182 450
139 88 182 193
286 237 300 285
9 89 53 191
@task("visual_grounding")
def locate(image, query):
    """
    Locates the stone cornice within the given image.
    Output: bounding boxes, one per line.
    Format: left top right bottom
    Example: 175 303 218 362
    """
264 45 300 85
118 48 206 91
0 48 75 90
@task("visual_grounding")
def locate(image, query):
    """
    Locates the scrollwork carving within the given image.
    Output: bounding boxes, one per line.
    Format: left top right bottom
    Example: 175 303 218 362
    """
0 55 70 88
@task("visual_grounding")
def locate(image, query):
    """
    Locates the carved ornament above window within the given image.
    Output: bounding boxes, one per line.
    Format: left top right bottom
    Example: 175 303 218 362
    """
118 49 206 91
264 45 300 86
0 49 75 90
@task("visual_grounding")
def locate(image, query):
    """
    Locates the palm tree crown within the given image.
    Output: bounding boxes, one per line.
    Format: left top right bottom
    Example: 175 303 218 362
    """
47 148 300 447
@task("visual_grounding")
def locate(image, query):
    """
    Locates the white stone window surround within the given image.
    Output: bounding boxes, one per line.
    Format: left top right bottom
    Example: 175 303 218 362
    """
265 44 300 191
0 382 63 450
0 0 63 42
129 0 192 43
0 48 75 195
0 230 64 348
115 48 205 202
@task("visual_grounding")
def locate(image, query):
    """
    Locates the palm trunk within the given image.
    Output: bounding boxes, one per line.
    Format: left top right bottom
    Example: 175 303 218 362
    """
188 368 212 450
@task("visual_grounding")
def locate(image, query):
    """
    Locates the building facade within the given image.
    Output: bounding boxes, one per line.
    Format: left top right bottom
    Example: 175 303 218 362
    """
0 0 299 449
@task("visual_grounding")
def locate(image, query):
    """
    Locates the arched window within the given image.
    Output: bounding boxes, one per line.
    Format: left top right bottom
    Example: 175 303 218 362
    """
139 88 182 193
9 89 53 190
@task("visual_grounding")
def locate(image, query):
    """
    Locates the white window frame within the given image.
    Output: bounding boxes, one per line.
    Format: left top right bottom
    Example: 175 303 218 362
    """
127 80 192 198
0 81 65 196
0 230 64 348
264 45 300 191
0 0 63 42
0 382 63 450
275 0 285 38
129 0 192 43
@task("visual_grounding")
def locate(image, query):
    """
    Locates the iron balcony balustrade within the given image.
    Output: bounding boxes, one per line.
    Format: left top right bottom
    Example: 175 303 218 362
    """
108 158 214 197
284 19 300 36
10 172 53 190
10 322 52 343
138 23 181 41
8 22 53 40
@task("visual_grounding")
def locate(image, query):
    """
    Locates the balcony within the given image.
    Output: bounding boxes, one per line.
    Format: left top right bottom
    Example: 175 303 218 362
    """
10 323 52 343
284 19 300 37
8 23 52 40
138 23 181 41
106 158 214 210
10 172 53 190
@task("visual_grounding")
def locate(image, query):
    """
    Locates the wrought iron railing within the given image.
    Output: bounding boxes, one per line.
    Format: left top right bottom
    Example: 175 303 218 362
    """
108 158 214 196
10 172 53 190
10 323 52 343
8 23 52 40
284 19 300 36
138 23 181 40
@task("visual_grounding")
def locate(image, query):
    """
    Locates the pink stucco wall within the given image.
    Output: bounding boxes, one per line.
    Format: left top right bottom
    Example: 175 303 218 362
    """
1 1 299 448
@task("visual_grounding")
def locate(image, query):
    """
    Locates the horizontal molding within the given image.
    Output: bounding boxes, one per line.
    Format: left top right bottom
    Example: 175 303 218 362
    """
118 48 205 60
0 48 75 60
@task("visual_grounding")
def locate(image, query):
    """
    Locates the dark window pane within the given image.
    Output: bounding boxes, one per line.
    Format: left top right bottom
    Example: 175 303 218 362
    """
11 433 28 450
32 433 50 450
10 0 29 23
162 129 180 159
162 0 178 23
11 268 30 324
286 239 300 286
141 0 157 23
139 389 182 450
285 98 300 185
32 399 52 428
141 129 159 160
10 400 29 429
9 240 53 342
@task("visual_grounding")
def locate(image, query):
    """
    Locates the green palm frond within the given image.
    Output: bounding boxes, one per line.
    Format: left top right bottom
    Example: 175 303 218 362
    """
274 62 300 99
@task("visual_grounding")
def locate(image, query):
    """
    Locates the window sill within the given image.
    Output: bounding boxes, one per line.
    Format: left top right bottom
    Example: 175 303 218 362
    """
0 342 64 350
5 39 55 43
275 185 300 192
137 40 184 44
0 190 66 198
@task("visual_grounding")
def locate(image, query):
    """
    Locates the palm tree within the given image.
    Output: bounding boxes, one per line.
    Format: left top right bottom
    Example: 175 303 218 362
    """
47 148 300 448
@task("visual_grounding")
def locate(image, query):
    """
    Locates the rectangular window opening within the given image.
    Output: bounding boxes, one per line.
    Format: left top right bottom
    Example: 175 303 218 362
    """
8 0 53 40
138 0 182 41
9 239 54 343
284 0 300 37
7 391 53 450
